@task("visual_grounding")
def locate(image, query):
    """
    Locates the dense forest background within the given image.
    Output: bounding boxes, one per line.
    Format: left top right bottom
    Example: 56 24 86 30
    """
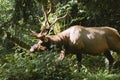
0 0 120 80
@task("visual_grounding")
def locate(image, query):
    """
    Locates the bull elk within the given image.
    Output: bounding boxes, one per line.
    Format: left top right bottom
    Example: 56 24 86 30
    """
30 0 120 71
30 25 120 71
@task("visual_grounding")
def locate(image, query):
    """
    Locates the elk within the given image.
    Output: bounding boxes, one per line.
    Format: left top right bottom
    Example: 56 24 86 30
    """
30 0 120 71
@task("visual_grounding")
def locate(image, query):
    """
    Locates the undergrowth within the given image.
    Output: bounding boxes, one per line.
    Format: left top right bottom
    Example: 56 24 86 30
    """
0 48 120 80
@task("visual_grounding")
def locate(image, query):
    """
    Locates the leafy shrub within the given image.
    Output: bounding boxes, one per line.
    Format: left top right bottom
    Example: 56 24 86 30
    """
0 51 76 80
0 50 120 80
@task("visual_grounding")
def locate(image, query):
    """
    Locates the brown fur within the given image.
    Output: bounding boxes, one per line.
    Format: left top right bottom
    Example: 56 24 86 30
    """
30 25 120 70
45 26 120 54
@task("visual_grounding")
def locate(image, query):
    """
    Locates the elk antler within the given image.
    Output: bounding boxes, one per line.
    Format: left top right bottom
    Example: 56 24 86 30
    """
30 29 43 38
32 0 67 38
40 0 52 33
32 0 52 38
47 0 52 16
46 12 68 34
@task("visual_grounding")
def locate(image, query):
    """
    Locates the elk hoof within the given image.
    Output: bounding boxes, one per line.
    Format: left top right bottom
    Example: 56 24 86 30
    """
58 56 64 61
58 50 65 60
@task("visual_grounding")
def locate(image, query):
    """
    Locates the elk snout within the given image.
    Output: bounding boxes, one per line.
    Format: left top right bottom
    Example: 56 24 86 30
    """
30 48 34 52
30 43 47 52
30 44 39 53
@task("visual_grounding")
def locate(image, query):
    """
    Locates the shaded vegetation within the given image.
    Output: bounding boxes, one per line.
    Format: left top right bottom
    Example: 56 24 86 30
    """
0 0 120 80
0 50 120 80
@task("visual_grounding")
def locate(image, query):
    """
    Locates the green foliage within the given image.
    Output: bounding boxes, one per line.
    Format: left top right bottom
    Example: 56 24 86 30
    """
1 0 120 80
0 0 14 25
0 51 120 80
77 0 120 27
0 51 74 80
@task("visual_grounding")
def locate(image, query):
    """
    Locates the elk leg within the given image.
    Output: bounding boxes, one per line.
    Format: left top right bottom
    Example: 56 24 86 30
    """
58 50 65 60
76 53 82 71
104 51 114 71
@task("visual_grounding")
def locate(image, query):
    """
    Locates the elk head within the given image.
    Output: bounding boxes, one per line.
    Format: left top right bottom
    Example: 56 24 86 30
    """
30 39 51 52
30 0 67 52
30 40 46 52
